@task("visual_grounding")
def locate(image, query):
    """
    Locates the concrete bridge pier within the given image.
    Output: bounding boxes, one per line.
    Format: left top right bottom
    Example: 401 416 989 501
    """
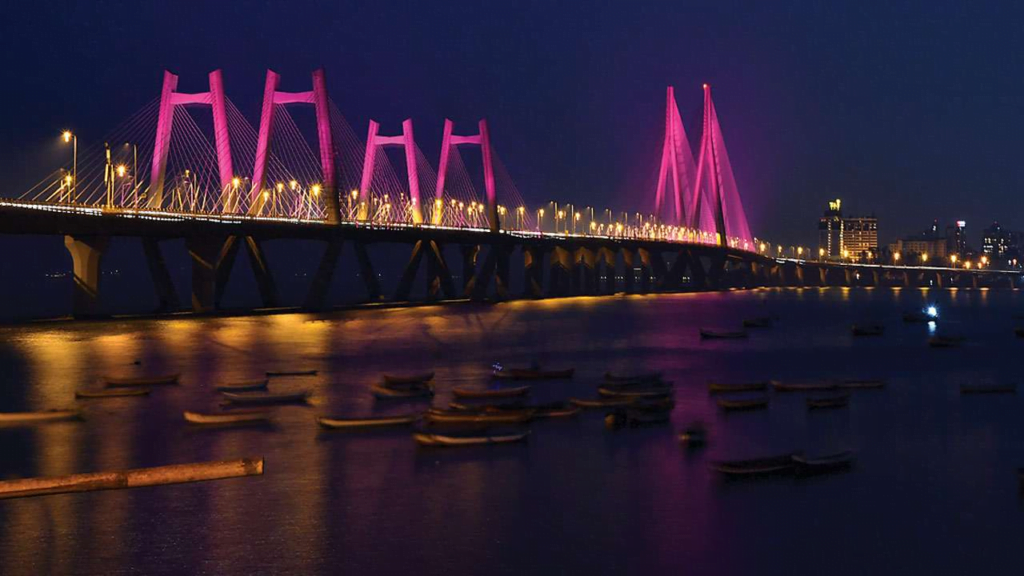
64 235 110 318
303 239 343 311
185 235 237 313
548 246 572 297
522 246 545 298
355 241 383 301
460 245 479 296
243 236 278 308
599 248 617 294
621 249 636 293
579 247 598 295
141 238 180 312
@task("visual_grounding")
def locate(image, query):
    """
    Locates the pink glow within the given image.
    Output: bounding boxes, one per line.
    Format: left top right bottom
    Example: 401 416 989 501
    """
359 119 423 223
654 87 697 227
434 119 498 231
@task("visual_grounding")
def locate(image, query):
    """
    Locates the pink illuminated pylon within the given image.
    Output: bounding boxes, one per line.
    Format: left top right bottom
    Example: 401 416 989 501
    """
250 69 339 223
358 119 423 224
654 87 697 226
691 84 753 248
435 119 498 232
149 70 234 210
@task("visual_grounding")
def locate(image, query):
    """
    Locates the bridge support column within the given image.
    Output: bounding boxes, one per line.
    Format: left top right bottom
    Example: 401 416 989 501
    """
186 236 237 313
689 251 708 289
707 254 726 289
548 246 572 297
425 241 457 300
354 241 382 301
141 238 180 312
64 235 109 318
244 237 278 308
470 244 511 301
394 241 427 301
304 239 343 311
638 249 653 293
599 248 617 294
579 248 598 295
522 247 545 298
460 245 479 296
621 249 636 293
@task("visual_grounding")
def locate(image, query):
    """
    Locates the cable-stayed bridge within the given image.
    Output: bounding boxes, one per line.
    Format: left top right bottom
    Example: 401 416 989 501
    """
0 69 1014 318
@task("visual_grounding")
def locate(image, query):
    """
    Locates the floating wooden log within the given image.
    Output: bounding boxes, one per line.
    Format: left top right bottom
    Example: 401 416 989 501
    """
0 457 264 500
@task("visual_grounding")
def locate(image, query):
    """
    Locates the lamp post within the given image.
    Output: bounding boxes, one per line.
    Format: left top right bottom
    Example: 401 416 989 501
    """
62 131 77 203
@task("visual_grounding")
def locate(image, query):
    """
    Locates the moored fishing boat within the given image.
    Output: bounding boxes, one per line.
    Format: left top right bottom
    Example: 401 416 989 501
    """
104 373 180 387
214 379 269 392
382 372 435 386
771 380 839 392
316 414 420 429
0 410 81 424
448 400 525 412
806 393 850 409
425 409 534 425
76 389 150 399
183 410 270 425
413 431 530 447
604 408 670 429
699 329 748 340
492 367 575 381
707 381 769 393
597 386 671 399
679 424 707 447
569 397 635 408
265 369 318 377
960 384 1017 394
792 450 855 474
452 385 530 399
371 383 434 399
717 397 769 411
221 391 310 405
533 405 581 419
710 452 800 476
851 324 884 337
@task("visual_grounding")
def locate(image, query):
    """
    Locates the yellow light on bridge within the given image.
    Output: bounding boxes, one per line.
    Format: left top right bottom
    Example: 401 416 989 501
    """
797 247 804 256
276 182 284 192
538 208 545 217
311 184 321 196
921 253 928 263
950 254 958 265
760 243 767 253
351 189 359 199
62 130 73 143
964 261 972 269
981 256 988 266
517 206 525 214
262 190 269 200
574 212 580 221
894 252 901 262
819 247 825 258
232 177 241 188
843 249 849 259
115 164 126 178
290 180 298 191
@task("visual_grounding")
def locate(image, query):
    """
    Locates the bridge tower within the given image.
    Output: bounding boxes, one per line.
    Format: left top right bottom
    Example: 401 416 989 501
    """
250 69 340 223
434 119 499 233
654 87 695 227
149 70 234 210
358 120 423 224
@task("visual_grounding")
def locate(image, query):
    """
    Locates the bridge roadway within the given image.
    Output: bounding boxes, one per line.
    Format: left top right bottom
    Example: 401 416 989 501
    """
0 200 1018 319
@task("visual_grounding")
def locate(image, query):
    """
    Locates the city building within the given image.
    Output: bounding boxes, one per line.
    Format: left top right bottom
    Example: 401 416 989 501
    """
981 221 1019 258
945 221 967 257
817 199 844 258
816 199 878 260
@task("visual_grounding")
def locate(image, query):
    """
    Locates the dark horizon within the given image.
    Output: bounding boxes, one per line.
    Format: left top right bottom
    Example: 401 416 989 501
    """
3 1 1023 248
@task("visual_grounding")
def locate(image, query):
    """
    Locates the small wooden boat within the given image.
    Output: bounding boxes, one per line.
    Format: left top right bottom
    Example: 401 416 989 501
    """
742 317 774 328
76 388 150 399
604 371 663 383
371 383 433 399
221 391 310 405
0 410 81 424
183 410 270 425
604 408 670 429
717 397 769 411
960 384 1017 395
452 385 530 399
710 453 799 476
707 381 769 393
699 329 748 340
492 368 575 381
382 372 435 386
265 369 318 377
806 393 850 409
426 410 534 425
570 397 635 408
792 450 855 474
448 400 526 412
771 380 839 392
214 379 269 392
837 379 886 389
597 386 671 399
929 335 965 348
104 373 180 387
413 431 530 447
316 414 420 429
851 324 884 337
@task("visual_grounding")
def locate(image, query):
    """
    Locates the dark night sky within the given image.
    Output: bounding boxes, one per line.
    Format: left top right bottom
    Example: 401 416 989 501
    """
2 0 1023 247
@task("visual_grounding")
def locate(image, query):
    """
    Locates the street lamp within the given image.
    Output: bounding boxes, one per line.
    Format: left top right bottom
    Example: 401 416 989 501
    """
61 130 77 203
